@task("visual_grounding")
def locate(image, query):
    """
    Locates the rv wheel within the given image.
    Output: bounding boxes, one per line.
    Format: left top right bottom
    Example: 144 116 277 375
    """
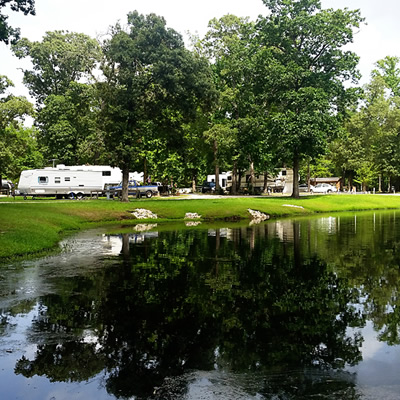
145 190 152 198
76 192 84 200
67 193 75 200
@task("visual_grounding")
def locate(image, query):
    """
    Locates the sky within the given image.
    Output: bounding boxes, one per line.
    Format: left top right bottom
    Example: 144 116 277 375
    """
1 0 400 99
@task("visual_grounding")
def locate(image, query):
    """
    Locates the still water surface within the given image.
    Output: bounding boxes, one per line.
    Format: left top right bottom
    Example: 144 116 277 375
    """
1 211 400 399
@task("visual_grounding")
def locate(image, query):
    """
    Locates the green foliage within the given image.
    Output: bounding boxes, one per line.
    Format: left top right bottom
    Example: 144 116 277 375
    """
353 161 377 190
0 75 38 182
0 0 35 44
0 125 43 180
372 56 400 97
201 15 269 174
0 76 33 128
98 11 216 200
12 30 102 104
331 75 400 191
300 155 336 183
36 82 105 165
257 0 363 197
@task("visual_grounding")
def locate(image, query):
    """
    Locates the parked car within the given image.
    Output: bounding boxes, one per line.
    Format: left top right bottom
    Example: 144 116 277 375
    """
201 181 216 193
311 183 338 194
299 183 314 192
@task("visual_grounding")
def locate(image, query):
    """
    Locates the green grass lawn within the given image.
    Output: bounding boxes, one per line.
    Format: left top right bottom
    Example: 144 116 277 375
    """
1 194 400 261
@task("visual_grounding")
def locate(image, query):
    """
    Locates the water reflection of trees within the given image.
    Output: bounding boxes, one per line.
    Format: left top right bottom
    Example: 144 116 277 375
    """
298 212 400 347
14 225 364 398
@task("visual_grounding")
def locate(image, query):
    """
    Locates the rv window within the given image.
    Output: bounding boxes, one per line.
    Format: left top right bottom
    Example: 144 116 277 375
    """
102 171 111 176
55 177 61 183
281 170 287 176
65 177 71 182
38 176 48 184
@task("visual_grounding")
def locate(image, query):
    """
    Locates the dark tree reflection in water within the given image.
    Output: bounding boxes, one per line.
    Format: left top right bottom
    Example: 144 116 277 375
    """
6 212 400 398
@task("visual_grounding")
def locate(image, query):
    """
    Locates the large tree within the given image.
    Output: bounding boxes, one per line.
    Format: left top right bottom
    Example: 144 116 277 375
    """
12 31 103 166
12 30 101 105
256 0 363 197
0 0 35 44
201 15 268 194
98 11 215 201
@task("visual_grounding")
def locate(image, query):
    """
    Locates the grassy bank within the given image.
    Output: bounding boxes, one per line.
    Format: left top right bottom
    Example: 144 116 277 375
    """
1 194 400 261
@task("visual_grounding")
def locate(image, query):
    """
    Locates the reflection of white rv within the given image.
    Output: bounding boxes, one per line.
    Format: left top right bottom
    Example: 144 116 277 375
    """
226 168 294 194
17 165 125 199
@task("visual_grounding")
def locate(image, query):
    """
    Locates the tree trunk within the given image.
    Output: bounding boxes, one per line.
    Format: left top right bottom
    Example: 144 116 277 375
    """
143 158 147 184
121 165 129 202
249 160 255 194
307 162 310 191
215 165 220 193
192 170 197 193
291 155 300 198
263 171 269 194
378 173 382 192
237 169 242 193
231 161 237 195
214 139 220 192
348 173 353 192
388 176 391 193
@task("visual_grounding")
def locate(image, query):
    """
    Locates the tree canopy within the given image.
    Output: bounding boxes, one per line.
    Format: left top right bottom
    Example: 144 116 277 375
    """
12 30 101 105
0 0 35 44
98 11 216 201
256 0 363 197
5 1 400 195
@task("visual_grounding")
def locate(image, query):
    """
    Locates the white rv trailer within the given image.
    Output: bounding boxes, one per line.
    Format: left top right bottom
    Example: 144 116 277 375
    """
206 172 229 191
63 165 143 187
17 165 124 199
62 165 123 189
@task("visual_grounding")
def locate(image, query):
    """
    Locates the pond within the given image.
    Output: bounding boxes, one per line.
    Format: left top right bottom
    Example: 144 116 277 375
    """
1 211 400 399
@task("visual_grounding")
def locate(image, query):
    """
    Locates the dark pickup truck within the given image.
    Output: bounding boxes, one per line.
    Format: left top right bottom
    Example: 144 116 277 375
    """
109 180 159 198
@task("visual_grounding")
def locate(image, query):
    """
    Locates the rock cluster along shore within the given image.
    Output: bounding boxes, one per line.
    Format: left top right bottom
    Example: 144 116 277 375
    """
132 209 203 220
132 208 270 225
132 209 158 219
248 209 269 224
184 212 201 219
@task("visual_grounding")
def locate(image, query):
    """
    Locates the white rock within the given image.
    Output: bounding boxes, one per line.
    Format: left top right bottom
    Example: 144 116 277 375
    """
248 209 269 225
132 208 158 219
184 212 201 219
